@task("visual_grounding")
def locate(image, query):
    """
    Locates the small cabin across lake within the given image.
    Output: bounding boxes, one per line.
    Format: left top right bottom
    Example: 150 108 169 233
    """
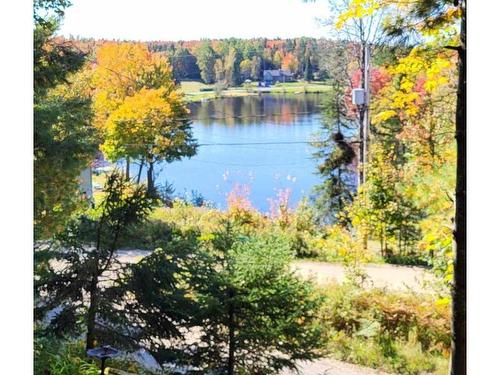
263 69 293 85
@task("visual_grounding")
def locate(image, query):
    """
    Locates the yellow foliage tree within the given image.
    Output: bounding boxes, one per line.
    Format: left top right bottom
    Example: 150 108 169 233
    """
93 42 197 193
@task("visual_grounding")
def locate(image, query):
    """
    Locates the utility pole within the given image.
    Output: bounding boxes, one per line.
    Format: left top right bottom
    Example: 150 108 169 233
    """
352 42 370 187
363 43 370 184
352 42 371 251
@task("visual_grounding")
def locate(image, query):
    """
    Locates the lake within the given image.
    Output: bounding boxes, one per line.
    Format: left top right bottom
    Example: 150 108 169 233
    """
131 94 327 212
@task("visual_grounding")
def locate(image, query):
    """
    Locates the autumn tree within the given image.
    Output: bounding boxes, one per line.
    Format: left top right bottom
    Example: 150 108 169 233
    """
262 48 274 69
93 43 197 195
282 53 299 74
102 87 197 195
273 50 283 68
214 58 225 83
165 45 200 81
92 43 150 137
328 0 390 185
333 1 465 373
384 2 465 373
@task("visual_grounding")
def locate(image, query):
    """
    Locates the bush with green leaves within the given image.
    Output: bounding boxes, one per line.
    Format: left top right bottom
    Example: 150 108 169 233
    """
35 336 99 375
34 335 154 375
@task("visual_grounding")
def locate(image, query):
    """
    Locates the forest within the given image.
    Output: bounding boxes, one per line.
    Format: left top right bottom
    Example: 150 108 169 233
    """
34 0 465 374
67 36 334 84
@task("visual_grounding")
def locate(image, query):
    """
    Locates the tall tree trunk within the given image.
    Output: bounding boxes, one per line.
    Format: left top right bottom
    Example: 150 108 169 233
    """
451 1 466 374
85 273 99 350
227 287 236 375
125 157 130 180
136 158 145 184
147 161 155 197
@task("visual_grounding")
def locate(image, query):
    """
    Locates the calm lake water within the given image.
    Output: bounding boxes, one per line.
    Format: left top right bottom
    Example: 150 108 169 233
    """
131 94 327 211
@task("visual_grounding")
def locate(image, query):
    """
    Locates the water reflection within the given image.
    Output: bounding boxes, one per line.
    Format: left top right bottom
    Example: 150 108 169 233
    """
189 94 323 126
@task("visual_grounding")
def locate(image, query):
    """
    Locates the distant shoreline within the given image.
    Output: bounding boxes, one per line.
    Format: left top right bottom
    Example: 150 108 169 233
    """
180 81 332 103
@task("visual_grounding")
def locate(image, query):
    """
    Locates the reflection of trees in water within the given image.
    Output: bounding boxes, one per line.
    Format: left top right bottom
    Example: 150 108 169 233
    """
189 94 323 126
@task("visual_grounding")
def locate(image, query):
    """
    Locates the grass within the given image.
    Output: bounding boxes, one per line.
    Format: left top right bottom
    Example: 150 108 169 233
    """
179 80 215 94
179 80 332 102
266 81 333 94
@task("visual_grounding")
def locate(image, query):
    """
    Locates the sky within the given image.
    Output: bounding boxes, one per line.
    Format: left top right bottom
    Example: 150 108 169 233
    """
58 0 333 41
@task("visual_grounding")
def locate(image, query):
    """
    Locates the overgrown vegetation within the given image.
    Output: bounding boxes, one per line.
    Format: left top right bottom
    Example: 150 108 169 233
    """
318 282 450 374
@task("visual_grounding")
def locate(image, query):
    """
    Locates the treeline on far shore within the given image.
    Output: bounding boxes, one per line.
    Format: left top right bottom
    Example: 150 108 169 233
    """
66 36 343 85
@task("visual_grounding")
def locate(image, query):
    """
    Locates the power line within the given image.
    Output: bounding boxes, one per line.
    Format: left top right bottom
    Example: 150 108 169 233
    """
120 133 454 148
191 159 313 167
198 141 319 146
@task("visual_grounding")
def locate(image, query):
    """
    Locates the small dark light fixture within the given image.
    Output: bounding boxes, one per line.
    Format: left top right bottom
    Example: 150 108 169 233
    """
87 345 121 375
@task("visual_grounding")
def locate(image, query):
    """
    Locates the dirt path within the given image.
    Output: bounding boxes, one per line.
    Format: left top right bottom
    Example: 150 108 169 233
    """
292 260 434 293
280 358 392 375
116 250 434 293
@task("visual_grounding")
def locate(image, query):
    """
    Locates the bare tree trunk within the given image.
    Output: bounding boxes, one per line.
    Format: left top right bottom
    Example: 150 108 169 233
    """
147 161 155 197
85 273 99 350
451 1 466 374
227 287 236 375
136 158 145 184
380 228 384 256
125 157 130 180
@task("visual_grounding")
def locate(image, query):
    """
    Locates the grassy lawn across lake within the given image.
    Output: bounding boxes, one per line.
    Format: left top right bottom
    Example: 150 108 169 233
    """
179 80 332 102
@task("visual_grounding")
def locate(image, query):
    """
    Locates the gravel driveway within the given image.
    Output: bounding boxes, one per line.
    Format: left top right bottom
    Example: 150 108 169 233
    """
280 358 392 375
117 250 434 293
292 260 434 293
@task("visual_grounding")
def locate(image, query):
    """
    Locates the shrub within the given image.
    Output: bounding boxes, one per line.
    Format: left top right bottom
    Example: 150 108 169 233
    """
151 202 224 235
34 336 153 375
283 200 318 257
226 183 266 233
309 225 377 263
318 284 450 374
120 218 173 250
35 337 100 375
